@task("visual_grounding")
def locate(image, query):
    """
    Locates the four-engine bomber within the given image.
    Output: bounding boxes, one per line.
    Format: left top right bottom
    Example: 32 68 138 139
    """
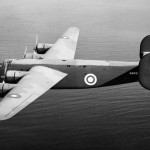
0 27 149 120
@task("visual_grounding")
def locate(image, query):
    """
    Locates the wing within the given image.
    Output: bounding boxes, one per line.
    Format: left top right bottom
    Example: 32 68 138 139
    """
44 27 79 59
0 66 67 120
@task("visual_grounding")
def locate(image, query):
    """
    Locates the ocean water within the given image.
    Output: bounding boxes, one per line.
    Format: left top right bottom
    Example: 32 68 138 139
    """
0 0 150 149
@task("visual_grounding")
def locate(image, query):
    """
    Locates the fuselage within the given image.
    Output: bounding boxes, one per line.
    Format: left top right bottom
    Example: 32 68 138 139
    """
0 59 139 89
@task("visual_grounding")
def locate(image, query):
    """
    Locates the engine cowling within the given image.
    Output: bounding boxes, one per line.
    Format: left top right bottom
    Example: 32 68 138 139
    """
24 53 44 59
24 53 34 59
139 35 150 89
5 70 28 83
35 43 53 54
0 83 16 97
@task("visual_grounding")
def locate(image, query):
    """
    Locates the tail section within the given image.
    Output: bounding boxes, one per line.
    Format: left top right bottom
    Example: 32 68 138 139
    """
140 35 150 58
139 35 150 89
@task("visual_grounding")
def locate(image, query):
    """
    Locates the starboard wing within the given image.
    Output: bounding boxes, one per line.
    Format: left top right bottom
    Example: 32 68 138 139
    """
44 27 79 59
0 66 67 120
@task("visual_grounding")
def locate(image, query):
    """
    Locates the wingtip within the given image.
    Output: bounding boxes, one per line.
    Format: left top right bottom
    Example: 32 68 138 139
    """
0 115 11 121
0 108 16 121
70 27 80 32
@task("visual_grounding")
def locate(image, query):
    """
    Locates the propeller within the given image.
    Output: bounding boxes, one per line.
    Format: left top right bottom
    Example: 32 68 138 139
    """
2 80 5 84
33 34 38 54
36 34 38 45
23 46 28 58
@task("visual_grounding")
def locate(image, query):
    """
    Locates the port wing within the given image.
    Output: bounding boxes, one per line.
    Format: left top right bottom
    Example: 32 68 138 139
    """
0 66 67 120
44 27 79 59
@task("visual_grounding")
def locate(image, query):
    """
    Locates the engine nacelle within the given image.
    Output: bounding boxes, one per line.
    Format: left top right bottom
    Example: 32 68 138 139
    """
35 43 54 54
24 53 35 59
140 35 150 58
24 53 44 59
0 83 16 97
5 70 28 83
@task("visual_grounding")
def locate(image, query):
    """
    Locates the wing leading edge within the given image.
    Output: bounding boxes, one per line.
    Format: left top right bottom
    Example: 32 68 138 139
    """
0 66 67 120
44 27 79 60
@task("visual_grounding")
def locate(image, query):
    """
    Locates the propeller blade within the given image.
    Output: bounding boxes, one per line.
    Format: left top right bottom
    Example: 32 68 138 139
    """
23 46 28 58
33 50 36 55
36 34 38 45
33 34 39 53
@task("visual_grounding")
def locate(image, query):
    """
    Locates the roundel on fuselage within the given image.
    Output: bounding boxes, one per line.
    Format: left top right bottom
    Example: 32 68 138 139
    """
84 73 97 86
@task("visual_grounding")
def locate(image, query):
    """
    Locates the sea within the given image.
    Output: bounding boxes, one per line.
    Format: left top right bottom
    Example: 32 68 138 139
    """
0 0 150 149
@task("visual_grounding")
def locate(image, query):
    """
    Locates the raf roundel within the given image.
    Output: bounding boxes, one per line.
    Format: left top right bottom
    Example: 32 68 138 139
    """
84 73 97 86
